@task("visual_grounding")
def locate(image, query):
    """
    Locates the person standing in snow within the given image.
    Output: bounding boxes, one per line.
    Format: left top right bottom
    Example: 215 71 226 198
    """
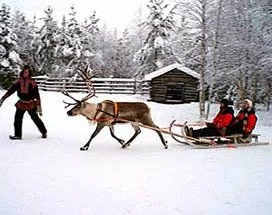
227 99 257 142
184 99 234 138
0 65 47 140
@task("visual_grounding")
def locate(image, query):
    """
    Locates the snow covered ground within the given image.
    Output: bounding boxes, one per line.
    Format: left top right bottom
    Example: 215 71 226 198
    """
0 90 272 215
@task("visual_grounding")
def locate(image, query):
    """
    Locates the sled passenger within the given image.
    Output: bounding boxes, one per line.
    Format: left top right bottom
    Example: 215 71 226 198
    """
184 99 234 138
0 65 47 140
226 99 257 142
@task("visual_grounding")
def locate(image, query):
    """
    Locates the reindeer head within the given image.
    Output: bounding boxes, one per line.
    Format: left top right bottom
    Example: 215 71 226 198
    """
65 98 88 116
62 66 96 117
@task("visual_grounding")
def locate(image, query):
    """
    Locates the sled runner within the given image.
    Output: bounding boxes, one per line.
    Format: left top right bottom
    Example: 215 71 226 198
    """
182 134 269 149
169 120 269 149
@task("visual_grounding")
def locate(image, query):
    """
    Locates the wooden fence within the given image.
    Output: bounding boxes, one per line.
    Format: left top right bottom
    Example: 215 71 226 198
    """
33 76 150 95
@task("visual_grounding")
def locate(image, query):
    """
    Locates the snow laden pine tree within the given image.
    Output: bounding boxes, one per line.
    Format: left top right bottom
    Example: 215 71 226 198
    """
11 10 38 71
134 0 177 76
80 11 104 76
113 29 136 78
54 16 71 77
0 3 21 88
54 5 86 78
35 6 58 75
65 5 83 76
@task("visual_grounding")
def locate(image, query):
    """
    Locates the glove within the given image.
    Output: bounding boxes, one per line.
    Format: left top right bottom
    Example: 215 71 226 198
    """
0 98 4 107
37 105 43 116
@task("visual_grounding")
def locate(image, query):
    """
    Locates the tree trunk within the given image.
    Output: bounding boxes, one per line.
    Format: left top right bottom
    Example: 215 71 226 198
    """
206 0 223 120
199 0 207 120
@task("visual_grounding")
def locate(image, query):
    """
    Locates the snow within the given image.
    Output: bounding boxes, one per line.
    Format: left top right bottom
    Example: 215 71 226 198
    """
9 50 22 64
0 90 272 215
154 36 164 48
145 63 200 81
0 58 9 67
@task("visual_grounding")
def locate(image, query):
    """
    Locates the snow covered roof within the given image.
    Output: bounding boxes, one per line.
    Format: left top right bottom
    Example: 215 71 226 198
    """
145 63 200 81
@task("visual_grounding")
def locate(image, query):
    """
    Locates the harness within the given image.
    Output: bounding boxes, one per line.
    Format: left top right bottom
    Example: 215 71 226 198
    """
91 100 119 122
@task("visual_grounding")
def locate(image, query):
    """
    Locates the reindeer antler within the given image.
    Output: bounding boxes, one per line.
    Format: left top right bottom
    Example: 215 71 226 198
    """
62 66 96 108
62 90 80 108
77 66 96 101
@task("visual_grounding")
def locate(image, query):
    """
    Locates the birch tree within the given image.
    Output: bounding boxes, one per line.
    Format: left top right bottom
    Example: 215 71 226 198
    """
216 0 272 107
176 0 211 120
205 0 223 119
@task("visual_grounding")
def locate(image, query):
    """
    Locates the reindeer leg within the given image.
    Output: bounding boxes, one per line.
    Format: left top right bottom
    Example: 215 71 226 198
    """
145 119 168 149
153 125 168 149
109 125 125 147
122 124 141 148
80 123 105 151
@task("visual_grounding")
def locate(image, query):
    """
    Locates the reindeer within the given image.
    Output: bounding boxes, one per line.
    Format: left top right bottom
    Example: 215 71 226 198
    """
63 67 167 151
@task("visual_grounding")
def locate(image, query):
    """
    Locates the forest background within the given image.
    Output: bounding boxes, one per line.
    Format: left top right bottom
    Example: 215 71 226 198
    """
0 0 271 116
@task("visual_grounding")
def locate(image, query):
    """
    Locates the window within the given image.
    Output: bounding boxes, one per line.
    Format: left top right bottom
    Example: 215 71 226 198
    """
166 83 184 102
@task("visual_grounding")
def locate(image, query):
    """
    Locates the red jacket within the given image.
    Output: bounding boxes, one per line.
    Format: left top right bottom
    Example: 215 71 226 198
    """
234 109 257 134
212 107 234 129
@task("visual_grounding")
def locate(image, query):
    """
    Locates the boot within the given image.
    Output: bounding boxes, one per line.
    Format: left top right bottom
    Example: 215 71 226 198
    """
184 126 190 136
239 136 252 143
189 128 193 137
9 135 22 140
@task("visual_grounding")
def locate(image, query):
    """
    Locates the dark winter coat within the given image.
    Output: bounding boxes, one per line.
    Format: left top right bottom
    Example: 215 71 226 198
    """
2 77 41 110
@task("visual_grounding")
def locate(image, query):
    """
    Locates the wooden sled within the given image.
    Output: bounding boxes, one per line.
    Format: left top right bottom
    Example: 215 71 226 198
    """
169 120 269 149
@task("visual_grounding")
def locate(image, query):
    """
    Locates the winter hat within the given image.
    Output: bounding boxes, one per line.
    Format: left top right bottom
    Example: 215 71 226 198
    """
219 98 229 106
244 99 253 108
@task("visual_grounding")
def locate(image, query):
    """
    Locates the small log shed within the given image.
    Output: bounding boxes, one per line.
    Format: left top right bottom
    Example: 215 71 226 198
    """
145 63 200 104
